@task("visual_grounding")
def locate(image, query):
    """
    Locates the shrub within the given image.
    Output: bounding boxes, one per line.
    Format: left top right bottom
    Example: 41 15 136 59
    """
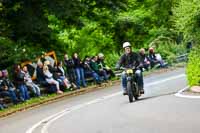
186 46 200 86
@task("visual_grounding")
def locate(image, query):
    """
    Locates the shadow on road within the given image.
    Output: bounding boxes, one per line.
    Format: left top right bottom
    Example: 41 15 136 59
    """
135 91 177 103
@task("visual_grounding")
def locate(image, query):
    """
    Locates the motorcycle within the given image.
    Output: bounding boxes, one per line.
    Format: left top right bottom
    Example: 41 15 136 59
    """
122 67 142 103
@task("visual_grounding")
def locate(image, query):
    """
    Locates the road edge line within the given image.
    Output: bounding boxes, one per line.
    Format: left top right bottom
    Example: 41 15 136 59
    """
175 86 200 99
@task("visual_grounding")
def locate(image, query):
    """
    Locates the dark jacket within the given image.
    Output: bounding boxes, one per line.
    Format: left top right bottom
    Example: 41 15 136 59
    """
36 67 46 82
117 52 140 68
139 53 150 63
64 59 75 69
2 78 15 89
90 61 99 73
13 70 25 86
57 67 65 76
0 78 4 92
97 59 106 69
83 60 94 73
148 53 157 61
73 58 84 68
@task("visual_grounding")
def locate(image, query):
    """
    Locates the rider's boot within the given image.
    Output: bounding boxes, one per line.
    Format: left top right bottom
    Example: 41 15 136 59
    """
140 87 144 94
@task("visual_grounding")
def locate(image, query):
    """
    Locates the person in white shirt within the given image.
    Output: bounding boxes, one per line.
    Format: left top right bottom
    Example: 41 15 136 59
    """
43 65 63 94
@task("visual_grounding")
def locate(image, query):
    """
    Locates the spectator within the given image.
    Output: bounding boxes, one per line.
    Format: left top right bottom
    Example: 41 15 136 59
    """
83 56 101 84
0 70 19 104
13 64 30 101
139 48 150 71
36 61 48 85
56 61 71 89
90 56 108 82
44 60 67 91
0 98 7 110
44 60 58 80
0 103 5 110
64 54 77 89
97 53 115 78
148 47 165 68
22 66 41 97
36 61 57 93
43 65 63 94
72 53 87 89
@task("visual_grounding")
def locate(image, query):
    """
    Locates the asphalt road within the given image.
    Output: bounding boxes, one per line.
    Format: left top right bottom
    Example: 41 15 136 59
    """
1 68 200 133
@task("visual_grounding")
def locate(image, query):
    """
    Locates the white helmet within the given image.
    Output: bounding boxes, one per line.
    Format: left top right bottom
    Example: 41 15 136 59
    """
98 53 104 58
123 42 131 48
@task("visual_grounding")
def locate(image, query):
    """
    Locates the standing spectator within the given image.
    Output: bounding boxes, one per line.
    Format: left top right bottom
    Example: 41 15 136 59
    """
22 66 41 97
139 48 150 71
64 54 77 88
0 70 19 104
90 56 108 82
56 61 71 89
97 53 115 78
72 53 87 89
83 56 101 84
43 65 63 94
13 64 30 101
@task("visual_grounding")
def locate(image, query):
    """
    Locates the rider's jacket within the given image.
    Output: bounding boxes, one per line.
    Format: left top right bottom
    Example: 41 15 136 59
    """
116 52 140 69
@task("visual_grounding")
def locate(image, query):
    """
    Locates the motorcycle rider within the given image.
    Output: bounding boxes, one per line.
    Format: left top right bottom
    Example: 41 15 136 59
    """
116 42 144 95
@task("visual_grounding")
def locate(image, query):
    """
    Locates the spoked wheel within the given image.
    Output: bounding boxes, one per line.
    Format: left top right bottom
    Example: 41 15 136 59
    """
127 81 133 103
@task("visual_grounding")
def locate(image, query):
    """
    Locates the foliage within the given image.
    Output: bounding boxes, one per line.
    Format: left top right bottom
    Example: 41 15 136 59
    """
172 0 200 43
0 0 193 70
186 46 200 86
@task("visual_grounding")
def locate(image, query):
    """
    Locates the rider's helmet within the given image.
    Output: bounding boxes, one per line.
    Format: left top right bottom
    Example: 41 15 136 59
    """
123 42 131 48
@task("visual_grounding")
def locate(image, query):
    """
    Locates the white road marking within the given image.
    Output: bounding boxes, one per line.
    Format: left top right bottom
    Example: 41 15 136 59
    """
175 86 200 99
26 74 186 133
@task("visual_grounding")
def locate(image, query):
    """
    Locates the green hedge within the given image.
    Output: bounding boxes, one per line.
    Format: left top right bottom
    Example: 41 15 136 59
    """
186 46 200 86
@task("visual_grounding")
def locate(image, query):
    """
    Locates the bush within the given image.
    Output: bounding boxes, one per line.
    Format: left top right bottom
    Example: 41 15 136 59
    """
186 46 200 86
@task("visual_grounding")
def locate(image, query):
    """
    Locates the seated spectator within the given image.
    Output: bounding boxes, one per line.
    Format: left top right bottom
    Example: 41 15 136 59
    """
64 54 77 89
97 53 115 78
36 61 48 86
44 60 58 79
22 66 41 97
56 61 71 89
90 56 108 82
36 61 57 93
72 53 87 89
148 47 165 68
139 48 150 71
44 60 67 91
0 70 19 104
0 98 7 110
13 64 30 101
43 65 63 94
0 103 5 110
83 56 101 84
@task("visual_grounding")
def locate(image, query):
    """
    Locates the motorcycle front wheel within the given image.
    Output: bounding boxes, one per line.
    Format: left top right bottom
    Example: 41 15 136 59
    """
127 81 133 103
